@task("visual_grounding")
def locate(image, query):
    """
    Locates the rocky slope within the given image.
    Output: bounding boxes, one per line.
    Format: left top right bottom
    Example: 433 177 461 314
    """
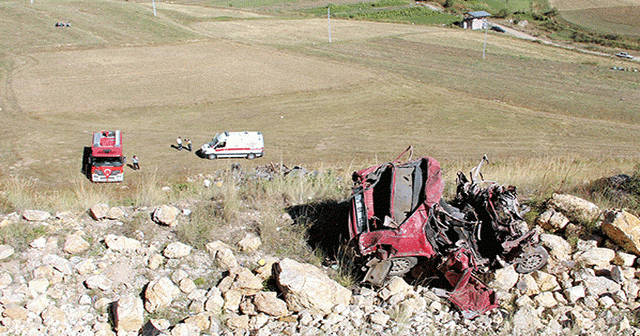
1 192 640 335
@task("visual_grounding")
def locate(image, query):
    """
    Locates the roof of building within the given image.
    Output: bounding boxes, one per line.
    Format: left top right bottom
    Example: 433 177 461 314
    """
465 11 492 18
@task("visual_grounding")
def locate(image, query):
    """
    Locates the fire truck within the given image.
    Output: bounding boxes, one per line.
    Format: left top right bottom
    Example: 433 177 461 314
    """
87 130 124 182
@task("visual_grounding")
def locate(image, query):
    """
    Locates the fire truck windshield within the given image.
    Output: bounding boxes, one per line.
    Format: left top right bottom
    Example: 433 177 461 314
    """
92 157 123 167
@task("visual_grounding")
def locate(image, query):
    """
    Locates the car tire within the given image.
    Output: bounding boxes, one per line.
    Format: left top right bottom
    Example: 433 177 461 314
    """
388 257 418 276
208 154 217 160
246 153 256 160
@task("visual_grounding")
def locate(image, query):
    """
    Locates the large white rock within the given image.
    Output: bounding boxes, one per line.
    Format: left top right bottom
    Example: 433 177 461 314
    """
602 210 640 256
114 296 144 332
0 245 15 260
574 247 615 268
549 193 601 225
145 277 180 313
22 210 51 222
105 234 141 252
238 233 262 253
274 258 351 314
537 208 569 232
63 234 90 254
253 291 288 317
152 205 180 226
489 265 519 293
89 203 110 220
540 234 572 260
163 242 192 259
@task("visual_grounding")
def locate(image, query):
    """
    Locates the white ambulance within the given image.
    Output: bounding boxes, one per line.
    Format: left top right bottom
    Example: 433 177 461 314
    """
201 131 264 160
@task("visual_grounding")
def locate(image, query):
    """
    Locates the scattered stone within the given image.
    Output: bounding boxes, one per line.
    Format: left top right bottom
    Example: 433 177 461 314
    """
23 209 51 222
163 242 192 258
602 210 640 256
253 291 288 317
574 247 615 268
114 296 144 332
144 277 179 313
0 245 15 260
63 233 90 254
238 233 262 253
490 265 519 292
105 234 141 252
537 208 569 232
274 258 351 314
549 193 601 224
85 274 113 291
152 205 180 226
89 203 110 220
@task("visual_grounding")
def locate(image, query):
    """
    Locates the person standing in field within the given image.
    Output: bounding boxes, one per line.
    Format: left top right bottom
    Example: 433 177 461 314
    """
186 139 192 152
176 137 183 151
132 155 140 170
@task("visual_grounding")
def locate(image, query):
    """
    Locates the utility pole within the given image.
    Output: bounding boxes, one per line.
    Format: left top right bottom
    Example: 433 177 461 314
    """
328 6 332 43
152 0 157 17
482 18 488 59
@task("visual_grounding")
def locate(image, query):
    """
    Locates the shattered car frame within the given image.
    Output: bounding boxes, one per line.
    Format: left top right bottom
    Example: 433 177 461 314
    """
347 147 547 318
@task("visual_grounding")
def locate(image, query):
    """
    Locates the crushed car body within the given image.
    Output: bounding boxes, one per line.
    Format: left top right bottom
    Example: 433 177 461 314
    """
347 147 548 318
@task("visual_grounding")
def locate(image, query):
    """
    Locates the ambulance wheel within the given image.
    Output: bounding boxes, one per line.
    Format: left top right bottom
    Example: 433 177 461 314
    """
246 153 256 160
515 246 548 274
388 257 418 276
208 154 217 160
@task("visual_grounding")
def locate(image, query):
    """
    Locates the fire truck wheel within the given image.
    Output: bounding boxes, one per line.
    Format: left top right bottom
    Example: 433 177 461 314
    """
246 153 256 160
388 257 418 276
208 154 217 160
515 246 549 274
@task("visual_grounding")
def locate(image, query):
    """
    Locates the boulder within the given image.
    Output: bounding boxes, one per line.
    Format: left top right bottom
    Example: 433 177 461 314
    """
537 208 569 232
114 296 144 332
62 234 90 254
163 242 192 259
602 210 640 256
152 205 180 226
238 233 262 253
253 291 288 317
549 193 601 225
105 234 141 252
22 210 51 222
41 305 67 326
85 274 113 291
274 258 351 314
229 268 264 295
574 247 615 268
489 265 519 292
106 207 125 220
0 245 15 260
89 203 110 220
540 234 572 260
144 277 179 313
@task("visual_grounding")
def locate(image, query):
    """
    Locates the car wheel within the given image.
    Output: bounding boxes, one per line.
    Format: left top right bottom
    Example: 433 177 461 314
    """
246 153 256 160
515 246 548 274
388 257 418 276
208 154 217 160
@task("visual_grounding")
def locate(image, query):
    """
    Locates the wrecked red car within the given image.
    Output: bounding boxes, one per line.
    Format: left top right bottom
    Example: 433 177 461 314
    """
347 147 547 318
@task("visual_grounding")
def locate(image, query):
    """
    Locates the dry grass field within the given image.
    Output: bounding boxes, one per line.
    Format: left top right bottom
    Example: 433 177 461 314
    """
549 0 640 37
1 0 640 195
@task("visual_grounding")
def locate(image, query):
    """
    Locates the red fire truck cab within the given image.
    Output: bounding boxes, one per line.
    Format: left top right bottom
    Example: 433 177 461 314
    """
88 130 124 182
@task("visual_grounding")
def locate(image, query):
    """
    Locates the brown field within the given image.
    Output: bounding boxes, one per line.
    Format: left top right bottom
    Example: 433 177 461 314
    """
549 0 640 37
1 0 640 190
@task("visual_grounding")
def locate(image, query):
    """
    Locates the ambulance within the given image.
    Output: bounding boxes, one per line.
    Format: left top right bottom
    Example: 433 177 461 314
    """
201 131 264 160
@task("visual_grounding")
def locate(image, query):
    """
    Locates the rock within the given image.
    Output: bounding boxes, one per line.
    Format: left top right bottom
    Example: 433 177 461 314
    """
148 253 165 270
517 274 540 296
104 234 141 252
540 234 572 261
490 265 519 292
163 242 192 258
379 276 413 301
0 272 12 289
204 287 225 313
0 245 15 260
238 233 262 253
583 276 621 297
114 296 144 332
2 305 28 320
152 205 180 226
274 258 351 314
171 322 201 336
253 291 288 317
613 251 637 267
255 257 278 280
574 247 615 268
512 306 541 334
226 314 249 331
30 237 46 249
533 292 557 308
229 268 264 295
602 210 640 256
26 295 50 314
368 310 390 326
75 259 97 275
564 285 586 303
537 208 569 232
531 271 560 292
63 233 90 254
144 277 179 313
179 278 197 293
549 193 601 224
209 244 238 270
89 203 110 220
22 209 51 221
41 305 67 326
28 278 49 294
85 274 113 291
106 207 125 220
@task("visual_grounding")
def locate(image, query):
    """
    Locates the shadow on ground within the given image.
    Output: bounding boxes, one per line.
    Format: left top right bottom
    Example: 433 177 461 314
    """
286 199 351 259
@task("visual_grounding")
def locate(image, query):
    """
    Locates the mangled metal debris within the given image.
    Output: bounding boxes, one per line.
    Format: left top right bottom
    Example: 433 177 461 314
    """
345 147 548 318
